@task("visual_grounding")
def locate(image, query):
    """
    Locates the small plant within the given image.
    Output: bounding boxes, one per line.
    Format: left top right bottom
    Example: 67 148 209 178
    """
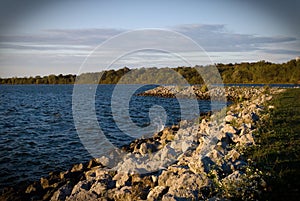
200 84 208 93
263 84 270 94
230 118 239 128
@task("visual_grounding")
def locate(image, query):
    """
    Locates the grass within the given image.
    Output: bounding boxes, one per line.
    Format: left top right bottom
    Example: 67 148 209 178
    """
246 88 300 200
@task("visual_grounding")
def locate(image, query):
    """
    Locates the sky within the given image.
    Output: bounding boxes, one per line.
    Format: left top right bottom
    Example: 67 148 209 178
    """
0 0 299 77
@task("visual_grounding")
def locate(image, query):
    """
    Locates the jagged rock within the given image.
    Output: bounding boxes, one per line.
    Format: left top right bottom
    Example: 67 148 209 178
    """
222 124 238 134
137 142 157 155
40 178 50 189
233 160 248 170
139 142 148 155
225 149 240 162
225 114 236 123
238 133 255 146
187 157 205 174
66 190 98 201
222 170 242 183
208 196 231 201
70 180 91 194
226 132 239 143
25 181 41 194
71 163 84 172
162 193 177 201
113 173 130 188
112 186 133 201
161 172 208 200
158 170 178 187
151 175 158 183
251 112 259 122
147 186 168 201
66 180 95 201
87 158 103 169
173 172 208 191
50 182 73 201
98 156 110 167
89 181 107 196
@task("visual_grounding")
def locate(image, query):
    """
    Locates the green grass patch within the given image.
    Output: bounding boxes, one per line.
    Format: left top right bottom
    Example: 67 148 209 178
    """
246 88 300 200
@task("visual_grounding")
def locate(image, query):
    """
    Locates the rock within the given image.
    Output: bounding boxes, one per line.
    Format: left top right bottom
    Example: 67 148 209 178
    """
40 177 49 189
112 186 133 201
87 158 103 169
225 115 236 123
70 180 91 194
201 156 216 173
266 95 273 101
99 157 113 168
139 142 148 155
226 132 239 143
138 142 157 155
113 173 130 188
181 141 191 152
251 112 259 122
151 175 158 184
238 133 255 146
162 193 177 201
208 196 230 201
249 103 259 110
89 181 107 196
160 145 177 161
187 157 205 174
208 149 224 163
50 183 73 201
165 188 198 200
25 182 41 194
223 170 242 182
161 171 208 200
268 105 275 109
158 170 178 187
222 124 237 134
243 112 259 124
71 163 84 172
66 180 95 201
66 190 98 201
233 160 247 170
225 149 240 162
115 157 139 174
172 172 208 191
147 186 168 201
131 174 142 184
161 128 175 142
221 162 233 174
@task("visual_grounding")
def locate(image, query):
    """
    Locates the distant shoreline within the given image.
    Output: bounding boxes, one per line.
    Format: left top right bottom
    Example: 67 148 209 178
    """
1 59 300 85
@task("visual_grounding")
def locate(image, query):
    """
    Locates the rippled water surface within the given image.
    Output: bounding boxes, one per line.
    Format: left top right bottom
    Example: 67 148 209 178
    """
0 84 220 189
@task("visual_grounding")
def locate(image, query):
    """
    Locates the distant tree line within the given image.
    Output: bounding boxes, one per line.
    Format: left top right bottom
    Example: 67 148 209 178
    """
218 59 300 84
0 74 77 85
1 59 300 85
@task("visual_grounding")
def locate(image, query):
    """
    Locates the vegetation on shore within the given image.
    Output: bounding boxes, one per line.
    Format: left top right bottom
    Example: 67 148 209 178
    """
246 88 300 200
1 59 300 84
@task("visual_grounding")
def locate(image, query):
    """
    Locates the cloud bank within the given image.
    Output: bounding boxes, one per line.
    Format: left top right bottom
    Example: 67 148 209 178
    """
0 24 299 77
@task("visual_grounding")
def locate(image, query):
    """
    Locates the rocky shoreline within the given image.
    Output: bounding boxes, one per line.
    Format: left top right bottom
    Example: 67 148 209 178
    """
1 87 285 201
137 85 269 101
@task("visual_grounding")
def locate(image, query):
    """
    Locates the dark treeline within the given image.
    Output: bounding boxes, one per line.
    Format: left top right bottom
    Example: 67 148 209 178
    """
1 59 300 84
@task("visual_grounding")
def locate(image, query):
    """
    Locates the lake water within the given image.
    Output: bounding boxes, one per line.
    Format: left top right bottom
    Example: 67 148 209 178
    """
0 84 223 189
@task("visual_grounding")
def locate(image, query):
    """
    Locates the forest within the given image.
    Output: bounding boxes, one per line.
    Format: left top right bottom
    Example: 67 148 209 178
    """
1 59 299 85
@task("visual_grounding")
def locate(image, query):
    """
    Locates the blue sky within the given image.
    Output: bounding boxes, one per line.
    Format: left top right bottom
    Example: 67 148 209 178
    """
0 0 299 77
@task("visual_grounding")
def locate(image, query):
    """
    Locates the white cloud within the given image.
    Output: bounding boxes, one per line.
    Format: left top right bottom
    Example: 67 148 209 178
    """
173 24 297 53
0 24 299 77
